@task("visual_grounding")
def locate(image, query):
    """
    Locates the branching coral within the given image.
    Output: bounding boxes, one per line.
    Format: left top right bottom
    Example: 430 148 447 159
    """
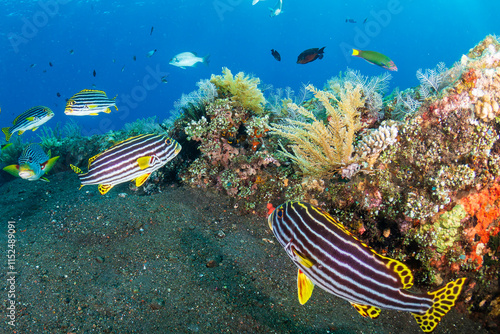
416 62 452 99
210 67 265 115
271 83 364 178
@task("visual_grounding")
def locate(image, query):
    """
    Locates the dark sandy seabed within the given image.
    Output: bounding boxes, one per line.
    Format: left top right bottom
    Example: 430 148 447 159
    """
0 172 490 334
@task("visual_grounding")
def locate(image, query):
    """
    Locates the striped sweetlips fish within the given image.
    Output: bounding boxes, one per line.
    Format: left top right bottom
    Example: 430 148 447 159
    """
70 133 181 195
3 143 59 181
268 201 467 333
64 89 118 116
2 106 54 141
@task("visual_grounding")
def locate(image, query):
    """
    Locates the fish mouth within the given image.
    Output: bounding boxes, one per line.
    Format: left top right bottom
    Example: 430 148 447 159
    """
19 171 35 179
64 109 72 114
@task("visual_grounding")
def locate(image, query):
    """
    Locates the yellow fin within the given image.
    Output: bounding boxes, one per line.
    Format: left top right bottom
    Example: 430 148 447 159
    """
88 153 101 167
114 105 118 111
43 156 59 174
89 113 99 116
297 269 314 305
292 248 315 268
135 173 150 187
31 127 38 131
352 49 360 56
104 108 111 113
351 303 381 319
2 127 12 141
70 164 83 174
3 164 20 177
40 177 50 182
98 184 114 195
88 104 98 109
26 116 35 121
412 278 467 333
18 130 25 135
137 156 152 170
380 256 414 289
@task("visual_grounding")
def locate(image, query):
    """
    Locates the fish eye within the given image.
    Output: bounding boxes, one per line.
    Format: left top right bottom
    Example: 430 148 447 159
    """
165 138 172 145
277 208 284 219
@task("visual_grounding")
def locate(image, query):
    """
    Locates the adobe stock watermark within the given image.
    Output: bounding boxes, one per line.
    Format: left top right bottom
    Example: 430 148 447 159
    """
8 0 72 53
213 0 244 21
6 221 17 327
81 64 170 137
339 0 403 63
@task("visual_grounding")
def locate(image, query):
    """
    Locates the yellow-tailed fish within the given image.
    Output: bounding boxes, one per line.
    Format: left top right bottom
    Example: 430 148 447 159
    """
268 201 466 333
64 89 118 116
2 106 54 141
3 143 59 181
352 49 398 71
70 134 181 195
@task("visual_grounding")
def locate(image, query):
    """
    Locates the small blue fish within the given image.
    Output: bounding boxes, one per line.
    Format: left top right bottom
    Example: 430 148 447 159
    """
3 144 59 181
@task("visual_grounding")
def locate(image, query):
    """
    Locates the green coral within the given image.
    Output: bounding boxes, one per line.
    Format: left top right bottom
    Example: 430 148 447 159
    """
210 67 265 115
421 204 468 253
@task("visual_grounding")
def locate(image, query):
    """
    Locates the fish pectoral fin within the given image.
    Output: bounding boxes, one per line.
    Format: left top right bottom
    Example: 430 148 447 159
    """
98 184 114 195
134 173 151 187
40 177 50 182
42 156 59 173
292 248 315 268
26 116 35 121
3 164 20 177
297 269 314 305
137 156 152 170
413 277 467 333
88 104 98 109
351 303 381 319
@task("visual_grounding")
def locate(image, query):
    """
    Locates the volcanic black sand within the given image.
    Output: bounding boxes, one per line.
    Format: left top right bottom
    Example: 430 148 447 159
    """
0 172 489 333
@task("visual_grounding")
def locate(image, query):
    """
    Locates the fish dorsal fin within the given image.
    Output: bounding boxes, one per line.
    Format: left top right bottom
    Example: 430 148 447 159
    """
135 173 151 187
376 254 414 289
137 156 152 170
297 269 314 305
351 302 381 319
98 184 114 195
88 153 102 167
106 134 149 150
82 89 106 96
413 277 466 333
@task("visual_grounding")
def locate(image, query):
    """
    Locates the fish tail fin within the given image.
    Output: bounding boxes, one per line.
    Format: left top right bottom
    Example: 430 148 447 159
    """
44 156 60 174
70 164 83 174
352 49 360 56
203 54 210 66
2 127 11 141
412 277 467 333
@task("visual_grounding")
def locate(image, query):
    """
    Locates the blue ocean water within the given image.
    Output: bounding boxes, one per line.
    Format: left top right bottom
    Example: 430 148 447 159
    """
0 0 498 139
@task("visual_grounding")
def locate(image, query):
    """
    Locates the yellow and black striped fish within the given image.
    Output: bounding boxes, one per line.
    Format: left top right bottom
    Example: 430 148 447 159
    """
268 201 466 333
64 89 118 116
70 134 181 195
2 106 54 141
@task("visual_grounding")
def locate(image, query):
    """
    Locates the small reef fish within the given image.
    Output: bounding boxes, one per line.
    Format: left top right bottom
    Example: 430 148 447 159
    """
271 49 281 61
69 49 74 54
49 62 53 67
296 47 325 64
147 49 157 58
352 49 398 71
150 26 154 35
269 0 283 17
161 75 168 83
169 52 210 69
93 69 96 77
65 89 118 116
346 18 357 23
3 143 59 181
268 201 467 333
252 0 260 5
133 55 137 61
70 134 181 195
2 106 54 141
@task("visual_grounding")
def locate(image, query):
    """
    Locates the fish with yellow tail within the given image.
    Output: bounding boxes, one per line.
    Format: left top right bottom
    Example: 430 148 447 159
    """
268 201 466 333
3 143 59 181
70 134 181 195
65 89 118 116
2 106 54 141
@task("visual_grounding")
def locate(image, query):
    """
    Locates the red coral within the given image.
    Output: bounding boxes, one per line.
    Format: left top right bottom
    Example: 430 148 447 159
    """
460 183 500 268
462 68 478 85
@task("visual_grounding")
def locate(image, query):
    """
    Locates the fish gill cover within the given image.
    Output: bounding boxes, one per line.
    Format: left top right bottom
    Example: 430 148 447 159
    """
0 1 500 333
